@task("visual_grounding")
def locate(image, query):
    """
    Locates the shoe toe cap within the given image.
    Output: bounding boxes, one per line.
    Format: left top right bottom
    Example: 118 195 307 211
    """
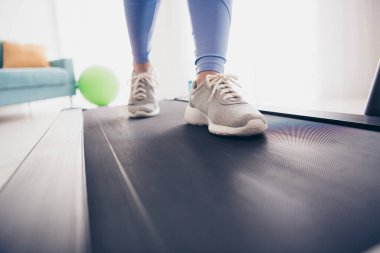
238 111 267 126
211 104 267 128
128 103 157 113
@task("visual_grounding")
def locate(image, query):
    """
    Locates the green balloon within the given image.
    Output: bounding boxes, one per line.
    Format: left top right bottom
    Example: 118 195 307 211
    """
77 65 119 106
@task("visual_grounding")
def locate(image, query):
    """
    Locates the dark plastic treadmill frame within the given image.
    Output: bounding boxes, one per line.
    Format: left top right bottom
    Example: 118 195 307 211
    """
258 106 380 132
365 58 380 117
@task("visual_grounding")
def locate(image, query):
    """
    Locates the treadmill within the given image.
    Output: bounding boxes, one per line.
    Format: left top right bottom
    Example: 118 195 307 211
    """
0 62 379 253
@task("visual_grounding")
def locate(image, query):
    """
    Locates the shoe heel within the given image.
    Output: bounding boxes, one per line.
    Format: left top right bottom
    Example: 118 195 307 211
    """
184 106 209 125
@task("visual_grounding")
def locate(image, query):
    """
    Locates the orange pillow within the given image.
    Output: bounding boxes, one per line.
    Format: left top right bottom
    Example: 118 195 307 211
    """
2 41 50 68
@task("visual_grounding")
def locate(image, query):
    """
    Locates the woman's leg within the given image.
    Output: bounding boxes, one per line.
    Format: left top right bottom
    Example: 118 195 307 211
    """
187 0 232 83
123 0 160 72
124 0 161 117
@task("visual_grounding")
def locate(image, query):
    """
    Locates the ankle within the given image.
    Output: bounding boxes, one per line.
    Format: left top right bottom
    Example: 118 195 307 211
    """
196 71 219 85
134 62 151 73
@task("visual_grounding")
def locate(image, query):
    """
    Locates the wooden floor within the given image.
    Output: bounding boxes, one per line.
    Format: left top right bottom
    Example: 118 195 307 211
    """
0 102 89 253
0 96 84 189
0 105 60 188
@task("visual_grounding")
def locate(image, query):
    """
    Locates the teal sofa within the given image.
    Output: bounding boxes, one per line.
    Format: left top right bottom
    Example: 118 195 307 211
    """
0 42 76 106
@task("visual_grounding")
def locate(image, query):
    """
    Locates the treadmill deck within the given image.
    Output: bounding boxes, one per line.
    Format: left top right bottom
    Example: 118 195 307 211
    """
83 101 380 253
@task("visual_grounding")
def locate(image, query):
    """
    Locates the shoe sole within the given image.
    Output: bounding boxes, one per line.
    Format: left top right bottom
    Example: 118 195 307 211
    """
184 105 268 136
128 107 160 118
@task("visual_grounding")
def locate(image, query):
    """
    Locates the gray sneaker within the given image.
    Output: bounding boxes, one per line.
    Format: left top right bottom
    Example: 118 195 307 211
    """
184 73 268 136
128 68 159 118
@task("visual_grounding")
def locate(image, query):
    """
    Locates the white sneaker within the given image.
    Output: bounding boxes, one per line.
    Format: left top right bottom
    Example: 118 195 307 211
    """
128 68 159 118
184 73 268 136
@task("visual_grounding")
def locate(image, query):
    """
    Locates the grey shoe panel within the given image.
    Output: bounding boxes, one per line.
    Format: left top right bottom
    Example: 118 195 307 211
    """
190 84 211 115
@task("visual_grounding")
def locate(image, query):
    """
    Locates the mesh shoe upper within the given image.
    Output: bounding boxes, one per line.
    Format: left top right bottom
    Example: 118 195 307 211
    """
189 73 267 128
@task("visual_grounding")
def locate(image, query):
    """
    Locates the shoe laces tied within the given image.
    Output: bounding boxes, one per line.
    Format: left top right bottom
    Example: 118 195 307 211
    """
130 72 158 100
206 73 242 102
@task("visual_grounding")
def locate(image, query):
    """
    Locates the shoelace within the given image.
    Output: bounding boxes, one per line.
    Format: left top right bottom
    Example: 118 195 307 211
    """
206 73 242 102
130 72 158 100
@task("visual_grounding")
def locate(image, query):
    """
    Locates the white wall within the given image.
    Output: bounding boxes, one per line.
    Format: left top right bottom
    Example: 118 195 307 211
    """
0 0 60 59
316 0 380 98
149 0 194 99
247 0 380 112
248 0 320 107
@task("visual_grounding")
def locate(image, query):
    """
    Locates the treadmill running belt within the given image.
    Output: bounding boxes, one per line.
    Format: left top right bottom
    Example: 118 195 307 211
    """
83 101 380 253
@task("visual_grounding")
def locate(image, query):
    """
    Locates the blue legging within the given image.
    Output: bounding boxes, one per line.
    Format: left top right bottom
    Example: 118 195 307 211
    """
123 0 232 74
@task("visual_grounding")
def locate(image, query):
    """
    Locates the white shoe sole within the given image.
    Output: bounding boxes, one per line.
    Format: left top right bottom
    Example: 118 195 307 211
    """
128 107 160 118
184 105 268 136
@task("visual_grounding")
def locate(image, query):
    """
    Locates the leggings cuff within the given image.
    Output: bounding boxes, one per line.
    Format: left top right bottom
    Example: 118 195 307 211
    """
196 56 225 74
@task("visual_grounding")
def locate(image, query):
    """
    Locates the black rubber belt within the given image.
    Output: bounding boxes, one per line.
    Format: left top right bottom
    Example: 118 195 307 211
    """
83 101 380 253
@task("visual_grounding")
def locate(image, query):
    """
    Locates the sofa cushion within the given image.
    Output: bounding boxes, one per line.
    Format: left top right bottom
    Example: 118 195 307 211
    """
0 67 70 90
3 41 50 68
0 42 3 68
